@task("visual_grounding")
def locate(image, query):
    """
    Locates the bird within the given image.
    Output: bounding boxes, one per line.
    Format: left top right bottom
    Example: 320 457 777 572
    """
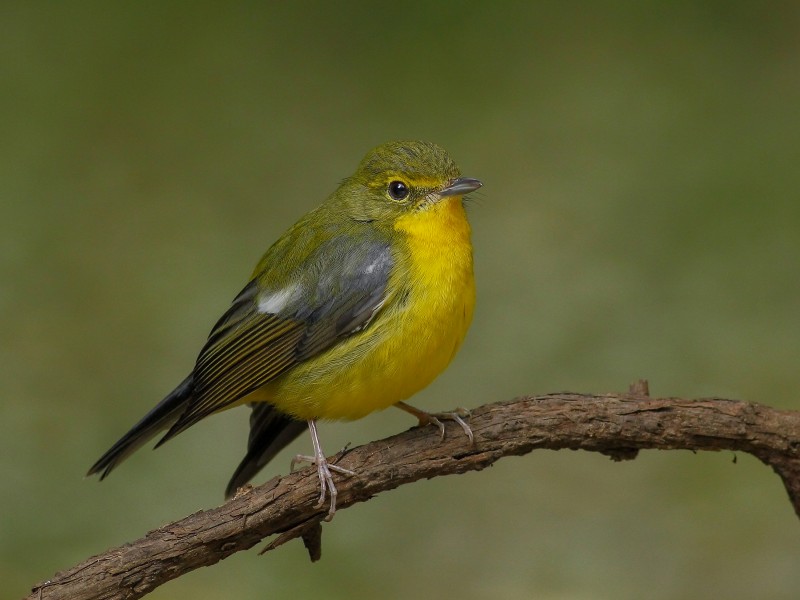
88 140 481 518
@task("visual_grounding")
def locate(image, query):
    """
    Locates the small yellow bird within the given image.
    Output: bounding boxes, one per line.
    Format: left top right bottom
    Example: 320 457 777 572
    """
88 141 481 517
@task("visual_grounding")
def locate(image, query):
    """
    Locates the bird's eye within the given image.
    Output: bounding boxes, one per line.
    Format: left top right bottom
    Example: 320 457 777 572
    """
387 180 409 201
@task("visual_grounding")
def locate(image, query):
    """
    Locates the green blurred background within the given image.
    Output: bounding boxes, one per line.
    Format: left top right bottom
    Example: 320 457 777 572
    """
2 2 799 599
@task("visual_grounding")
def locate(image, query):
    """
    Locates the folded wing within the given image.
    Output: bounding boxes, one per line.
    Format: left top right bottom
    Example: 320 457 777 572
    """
157 233 393 445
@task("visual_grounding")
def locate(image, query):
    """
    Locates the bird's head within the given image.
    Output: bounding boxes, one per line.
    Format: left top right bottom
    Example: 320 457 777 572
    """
334 141 482 226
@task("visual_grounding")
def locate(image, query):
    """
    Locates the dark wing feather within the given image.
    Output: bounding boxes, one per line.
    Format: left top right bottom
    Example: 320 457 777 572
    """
88 374 195 478
158 234 393 446
156 295 306 444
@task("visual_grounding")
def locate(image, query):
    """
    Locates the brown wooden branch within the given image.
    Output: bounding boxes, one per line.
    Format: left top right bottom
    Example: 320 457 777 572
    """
28 386 800 600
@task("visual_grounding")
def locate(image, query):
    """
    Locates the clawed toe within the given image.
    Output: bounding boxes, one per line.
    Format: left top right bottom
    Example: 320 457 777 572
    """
396 402 475 445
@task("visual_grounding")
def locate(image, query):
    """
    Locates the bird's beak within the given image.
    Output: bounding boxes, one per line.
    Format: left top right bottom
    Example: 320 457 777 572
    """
439 177 483 197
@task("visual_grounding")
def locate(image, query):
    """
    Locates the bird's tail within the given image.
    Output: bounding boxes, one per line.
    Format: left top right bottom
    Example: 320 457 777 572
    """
87 374 195 479
224 403 306 498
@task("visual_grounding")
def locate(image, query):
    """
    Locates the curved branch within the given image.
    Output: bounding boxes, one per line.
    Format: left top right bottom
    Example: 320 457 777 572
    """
28 387 800 600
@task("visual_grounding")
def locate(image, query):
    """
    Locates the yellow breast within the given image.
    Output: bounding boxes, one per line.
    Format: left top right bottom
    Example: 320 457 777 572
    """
258 195 475 421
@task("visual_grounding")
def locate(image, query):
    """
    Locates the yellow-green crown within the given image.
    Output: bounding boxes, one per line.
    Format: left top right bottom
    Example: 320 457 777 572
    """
355 141 461 183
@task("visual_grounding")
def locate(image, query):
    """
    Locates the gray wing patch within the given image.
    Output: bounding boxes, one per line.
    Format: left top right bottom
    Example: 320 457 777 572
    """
203 234 392 381
292 237 392 360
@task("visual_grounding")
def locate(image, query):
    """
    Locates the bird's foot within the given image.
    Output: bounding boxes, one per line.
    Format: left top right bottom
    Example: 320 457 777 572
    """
292 420 355 521
396 402 474 445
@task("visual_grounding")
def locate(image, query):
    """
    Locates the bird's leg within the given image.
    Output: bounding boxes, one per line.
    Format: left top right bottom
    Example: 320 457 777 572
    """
291 419 354 521
395 401 474 445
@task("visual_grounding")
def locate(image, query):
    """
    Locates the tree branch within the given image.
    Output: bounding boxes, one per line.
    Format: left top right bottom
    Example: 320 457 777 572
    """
28 386 800 600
